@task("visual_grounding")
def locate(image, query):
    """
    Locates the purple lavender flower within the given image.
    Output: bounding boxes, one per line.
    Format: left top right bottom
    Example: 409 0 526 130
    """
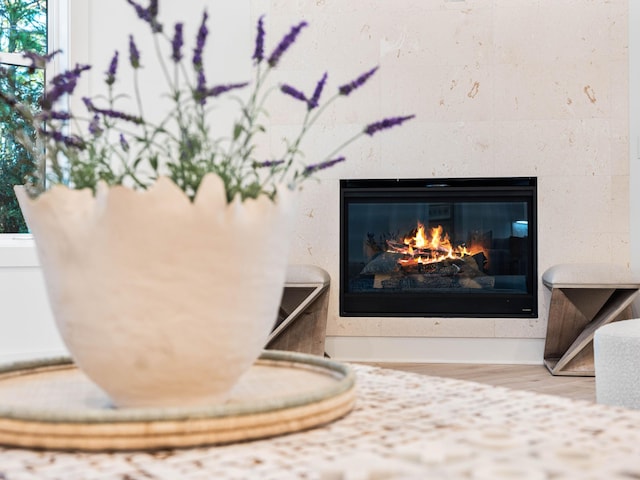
303 156 345 176
148 0 158 17
252 15 265 63
364 115 415 136
127 0 148 21
119 133 130 152
129 35 141 69
267 21 308 67
88 114 103 136
43 64 91 109
207 82 249 98
308 72 327 110
126 0 162 33
105 51 119 86
338 66 379 96
193 10 209 71
254 159 285 168
194 70 207 105
83 97 144 125
37 110 71 121
23 50 61 70
171 23 184 62
44 130 86 149
281 84 307 103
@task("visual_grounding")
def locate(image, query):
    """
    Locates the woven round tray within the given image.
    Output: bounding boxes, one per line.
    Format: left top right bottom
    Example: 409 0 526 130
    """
0 350 356 451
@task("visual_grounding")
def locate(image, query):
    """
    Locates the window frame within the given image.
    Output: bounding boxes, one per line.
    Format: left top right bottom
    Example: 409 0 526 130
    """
0 0 68 264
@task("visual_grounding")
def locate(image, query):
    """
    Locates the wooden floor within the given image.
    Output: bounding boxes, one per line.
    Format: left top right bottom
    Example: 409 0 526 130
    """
364 362 596 402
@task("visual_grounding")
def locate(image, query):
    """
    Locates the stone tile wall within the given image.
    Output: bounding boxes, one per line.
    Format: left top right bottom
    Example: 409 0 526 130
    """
251 0 629 341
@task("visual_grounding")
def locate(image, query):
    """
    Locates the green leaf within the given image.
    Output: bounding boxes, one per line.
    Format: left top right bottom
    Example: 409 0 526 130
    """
233 123 243 140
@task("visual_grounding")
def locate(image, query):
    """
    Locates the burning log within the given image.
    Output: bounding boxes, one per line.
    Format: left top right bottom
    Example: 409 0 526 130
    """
371 252 494 290
400 261 460 276
364 222 493 290
386 239 450 256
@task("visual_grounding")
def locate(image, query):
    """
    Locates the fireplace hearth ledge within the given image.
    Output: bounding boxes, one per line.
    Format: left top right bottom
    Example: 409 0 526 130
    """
324 336 545 364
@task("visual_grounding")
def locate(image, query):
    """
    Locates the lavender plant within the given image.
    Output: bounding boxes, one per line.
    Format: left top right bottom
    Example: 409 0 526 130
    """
0 0 415 203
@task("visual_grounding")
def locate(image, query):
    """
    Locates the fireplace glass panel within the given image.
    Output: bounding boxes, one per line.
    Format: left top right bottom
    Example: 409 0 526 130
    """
340 178 537 317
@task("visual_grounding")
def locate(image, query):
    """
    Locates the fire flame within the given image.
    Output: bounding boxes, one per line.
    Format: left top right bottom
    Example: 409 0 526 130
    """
388 223 486 267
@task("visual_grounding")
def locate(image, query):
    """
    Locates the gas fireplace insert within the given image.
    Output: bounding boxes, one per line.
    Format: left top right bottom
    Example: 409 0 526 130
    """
340 177 537 317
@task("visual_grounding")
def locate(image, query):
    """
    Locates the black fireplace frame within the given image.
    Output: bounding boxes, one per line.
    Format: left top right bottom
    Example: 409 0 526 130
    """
339 177 538 318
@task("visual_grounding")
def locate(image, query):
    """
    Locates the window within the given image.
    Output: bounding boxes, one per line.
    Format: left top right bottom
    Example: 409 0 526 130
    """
0 0 46 234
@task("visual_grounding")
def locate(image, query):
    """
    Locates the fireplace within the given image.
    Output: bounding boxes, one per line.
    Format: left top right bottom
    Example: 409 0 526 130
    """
340 177 537 317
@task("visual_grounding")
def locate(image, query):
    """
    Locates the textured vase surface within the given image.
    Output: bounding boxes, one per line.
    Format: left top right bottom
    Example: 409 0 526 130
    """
15 174 295 408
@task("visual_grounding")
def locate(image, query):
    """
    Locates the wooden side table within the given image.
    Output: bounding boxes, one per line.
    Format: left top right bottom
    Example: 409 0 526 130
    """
266 265 330 357
543 264 640 376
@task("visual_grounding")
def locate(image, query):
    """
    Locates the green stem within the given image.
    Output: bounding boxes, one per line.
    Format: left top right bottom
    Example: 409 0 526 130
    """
153 33 174 92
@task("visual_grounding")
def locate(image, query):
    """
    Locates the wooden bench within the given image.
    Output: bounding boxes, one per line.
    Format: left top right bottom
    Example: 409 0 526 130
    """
265 265 330 357
543 264 640 376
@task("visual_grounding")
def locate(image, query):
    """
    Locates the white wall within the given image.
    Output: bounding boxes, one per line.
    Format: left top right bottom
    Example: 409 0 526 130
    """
0 240 65 362
0 0 631 364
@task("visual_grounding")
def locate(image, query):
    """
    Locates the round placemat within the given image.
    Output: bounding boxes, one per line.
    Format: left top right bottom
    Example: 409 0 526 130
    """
0 350 356 451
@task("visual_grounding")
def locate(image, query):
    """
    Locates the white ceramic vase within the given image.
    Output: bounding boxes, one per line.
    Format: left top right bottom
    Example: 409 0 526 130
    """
15 174 295 408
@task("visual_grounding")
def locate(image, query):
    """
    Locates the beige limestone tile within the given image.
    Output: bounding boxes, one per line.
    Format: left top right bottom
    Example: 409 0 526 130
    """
250 0 270 16
609 236 631 265
289 181 340 258
264 69 370 125
493 118 619 179
610 175 631 234
609 60 630 121
537 175 627 265
259 122 370 174
492 62 612 121
538 234 610 267
267 0 488 17
253 13 380 73
607 0 629 62
265 50 386 126
376 5 493 69
493 1 625 65
493 0 540 7
573 119 614 177
374 121 496 179
538 285 552 322
310 14 382 74
493 120 581 177
494 318 547 339
610 142 630 178
492 4 542 66
326 316 496 338
610 117 630 182
267 0 376 15
381 64 494 124
568 176 615 236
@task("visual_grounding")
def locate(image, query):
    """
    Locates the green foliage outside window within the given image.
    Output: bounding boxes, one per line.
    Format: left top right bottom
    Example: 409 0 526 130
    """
0 0 46 233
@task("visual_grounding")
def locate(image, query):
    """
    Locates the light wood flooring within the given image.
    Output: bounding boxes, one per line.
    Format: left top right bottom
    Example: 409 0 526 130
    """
363 362 596 402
